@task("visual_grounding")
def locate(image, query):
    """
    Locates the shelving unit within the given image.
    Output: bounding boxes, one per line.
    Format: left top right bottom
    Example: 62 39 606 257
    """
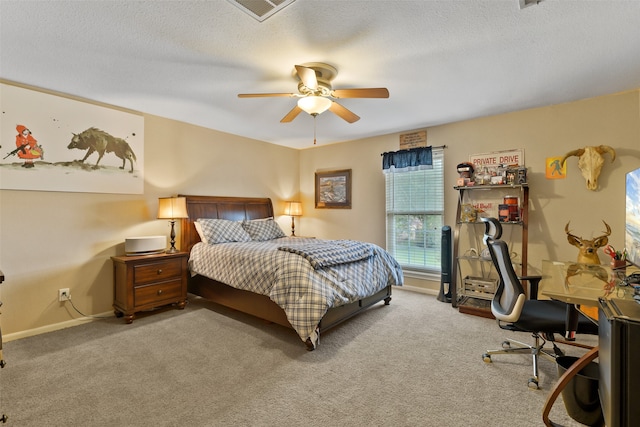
451 184 529 318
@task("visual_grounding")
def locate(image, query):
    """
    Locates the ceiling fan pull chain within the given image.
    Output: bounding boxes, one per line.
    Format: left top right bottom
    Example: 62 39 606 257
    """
313 114 317 145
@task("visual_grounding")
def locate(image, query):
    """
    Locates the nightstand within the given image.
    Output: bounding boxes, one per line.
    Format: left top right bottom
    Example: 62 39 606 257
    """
111 252 189 323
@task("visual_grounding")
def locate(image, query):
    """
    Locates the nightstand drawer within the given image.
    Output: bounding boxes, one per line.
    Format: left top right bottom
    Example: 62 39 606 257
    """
133 258 183 285
134 279 183 306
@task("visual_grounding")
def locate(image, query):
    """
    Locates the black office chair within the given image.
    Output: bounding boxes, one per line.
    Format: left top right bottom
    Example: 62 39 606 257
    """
480 217 598 389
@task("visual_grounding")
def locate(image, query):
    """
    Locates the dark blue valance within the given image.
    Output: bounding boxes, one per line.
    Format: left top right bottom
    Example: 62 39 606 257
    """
382 146 433 172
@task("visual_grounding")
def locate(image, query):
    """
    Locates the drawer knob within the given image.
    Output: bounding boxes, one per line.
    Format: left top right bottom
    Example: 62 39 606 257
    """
157 269 162 274
157 289 163 295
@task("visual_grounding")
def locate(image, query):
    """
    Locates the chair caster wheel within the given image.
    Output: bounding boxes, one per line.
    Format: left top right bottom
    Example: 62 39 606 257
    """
528 378 539 390
501 341 511 349
482 353 492 363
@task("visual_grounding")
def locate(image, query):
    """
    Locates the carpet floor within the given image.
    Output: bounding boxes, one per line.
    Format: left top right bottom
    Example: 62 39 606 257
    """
1 289 597 426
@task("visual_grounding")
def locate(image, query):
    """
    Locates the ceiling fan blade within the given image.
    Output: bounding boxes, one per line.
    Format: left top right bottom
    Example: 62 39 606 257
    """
295 65 318 90
329 101 360 123
280 105 303 123
238 93 297 98
331 88 389 98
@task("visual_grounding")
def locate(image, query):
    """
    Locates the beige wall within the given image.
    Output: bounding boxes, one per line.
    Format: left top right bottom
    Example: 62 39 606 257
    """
2 85 639 338
1 109 299 339
300 90 640 292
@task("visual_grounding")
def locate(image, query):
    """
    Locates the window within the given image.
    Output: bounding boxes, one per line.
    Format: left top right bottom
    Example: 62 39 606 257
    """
384 148 444 272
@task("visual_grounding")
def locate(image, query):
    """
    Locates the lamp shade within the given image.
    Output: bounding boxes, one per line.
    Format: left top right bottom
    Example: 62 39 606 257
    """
157 197 189 219
284 201 302 216
297 96 332 115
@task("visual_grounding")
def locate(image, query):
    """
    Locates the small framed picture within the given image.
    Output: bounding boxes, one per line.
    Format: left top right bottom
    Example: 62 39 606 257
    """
315 169 352 209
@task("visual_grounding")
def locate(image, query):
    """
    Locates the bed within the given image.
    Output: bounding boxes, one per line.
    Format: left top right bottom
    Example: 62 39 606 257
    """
179 195 403 350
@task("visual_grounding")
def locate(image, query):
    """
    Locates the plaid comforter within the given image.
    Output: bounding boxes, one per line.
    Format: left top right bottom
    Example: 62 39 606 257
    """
188 237 403 347
277 240 373 269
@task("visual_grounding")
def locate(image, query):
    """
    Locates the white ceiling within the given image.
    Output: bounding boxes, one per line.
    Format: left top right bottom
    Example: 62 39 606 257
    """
2 1 640 150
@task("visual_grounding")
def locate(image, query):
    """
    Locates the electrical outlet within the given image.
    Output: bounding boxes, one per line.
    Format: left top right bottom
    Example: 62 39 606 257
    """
58 288 70 302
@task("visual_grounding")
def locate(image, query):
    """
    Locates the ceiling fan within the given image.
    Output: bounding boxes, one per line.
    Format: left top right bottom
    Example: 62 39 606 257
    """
238 62 389 123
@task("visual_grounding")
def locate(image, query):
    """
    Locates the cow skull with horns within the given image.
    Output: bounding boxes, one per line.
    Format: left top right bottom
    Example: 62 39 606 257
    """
561 145 616 191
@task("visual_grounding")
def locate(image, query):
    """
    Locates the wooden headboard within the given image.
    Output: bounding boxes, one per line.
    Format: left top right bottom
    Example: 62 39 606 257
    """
179 195 274 253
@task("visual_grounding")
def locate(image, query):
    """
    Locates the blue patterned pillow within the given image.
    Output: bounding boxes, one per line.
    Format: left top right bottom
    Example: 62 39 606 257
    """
242 218 286 241
196 219 251 244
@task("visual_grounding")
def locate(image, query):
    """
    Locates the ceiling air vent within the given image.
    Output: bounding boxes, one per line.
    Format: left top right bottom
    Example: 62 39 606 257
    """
519 0 544 9
227 0 296 22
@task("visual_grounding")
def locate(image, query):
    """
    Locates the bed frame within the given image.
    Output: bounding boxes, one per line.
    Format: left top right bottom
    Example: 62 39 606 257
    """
179 195 392 350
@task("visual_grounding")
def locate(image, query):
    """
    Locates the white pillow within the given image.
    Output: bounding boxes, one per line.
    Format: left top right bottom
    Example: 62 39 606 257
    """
242 218 286 241
195 218 251 244
194 221 207 243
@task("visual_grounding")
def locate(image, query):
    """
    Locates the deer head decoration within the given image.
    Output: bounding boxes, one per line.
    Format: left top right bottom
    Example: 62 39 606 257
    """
565 221 611 264
561 145 616 191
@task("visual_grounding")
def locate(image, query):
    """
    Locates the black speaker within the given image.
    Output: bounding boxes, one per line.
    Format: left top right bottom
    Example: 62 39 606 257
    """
437 225 452 303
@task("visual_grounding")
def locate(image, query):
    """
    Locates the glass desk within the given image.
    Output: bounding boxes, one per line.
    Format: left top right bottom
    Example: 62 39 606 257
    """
539 260 639 426
540 260 636 308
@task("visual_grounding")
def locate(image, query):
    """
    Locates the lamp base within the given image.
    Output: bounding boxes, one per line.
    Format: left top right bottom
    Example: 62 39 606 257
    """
167 220 179 253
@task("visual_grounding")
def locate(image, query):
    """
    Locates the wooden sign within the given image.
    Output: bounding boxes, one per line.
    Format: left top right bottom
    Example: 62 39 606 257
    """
399 131 427 149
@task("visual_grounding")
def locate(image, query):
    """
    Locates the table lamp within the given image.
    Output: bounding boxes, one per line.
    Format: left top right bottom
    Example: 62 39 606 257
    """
157 196 189 253
284 201 302 236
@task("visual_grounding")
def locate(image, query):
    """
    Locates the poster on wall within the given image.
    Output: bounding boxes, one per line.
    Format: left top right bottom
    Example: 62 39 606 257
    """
0 83 144 194
469 149 524 170
545 156 566 179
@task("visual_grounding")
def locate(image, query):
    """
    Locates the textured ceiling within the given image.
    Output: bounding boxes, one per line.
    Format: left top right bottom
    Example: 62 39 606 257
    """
2 1 640 150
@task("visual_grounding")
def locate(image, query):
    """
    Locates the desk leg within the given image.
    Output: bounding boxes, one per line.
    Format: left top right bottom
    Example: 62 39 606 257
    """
565 305 579 340
542 346 599 427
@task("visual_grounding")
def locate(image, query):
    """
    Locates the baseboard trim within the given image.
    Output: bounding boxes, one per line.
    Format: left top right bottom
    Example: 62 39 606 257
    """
4 312 112 342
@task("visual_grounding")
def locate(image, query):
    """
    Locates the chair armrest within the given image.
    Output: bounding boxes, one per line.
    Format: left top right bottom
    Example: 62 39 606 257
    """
518 275 542 299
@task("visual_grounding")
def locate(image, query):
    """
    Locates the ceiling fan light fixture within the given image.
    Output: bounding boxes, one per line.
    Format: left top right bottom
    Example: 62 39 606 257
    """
297 96 332 115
